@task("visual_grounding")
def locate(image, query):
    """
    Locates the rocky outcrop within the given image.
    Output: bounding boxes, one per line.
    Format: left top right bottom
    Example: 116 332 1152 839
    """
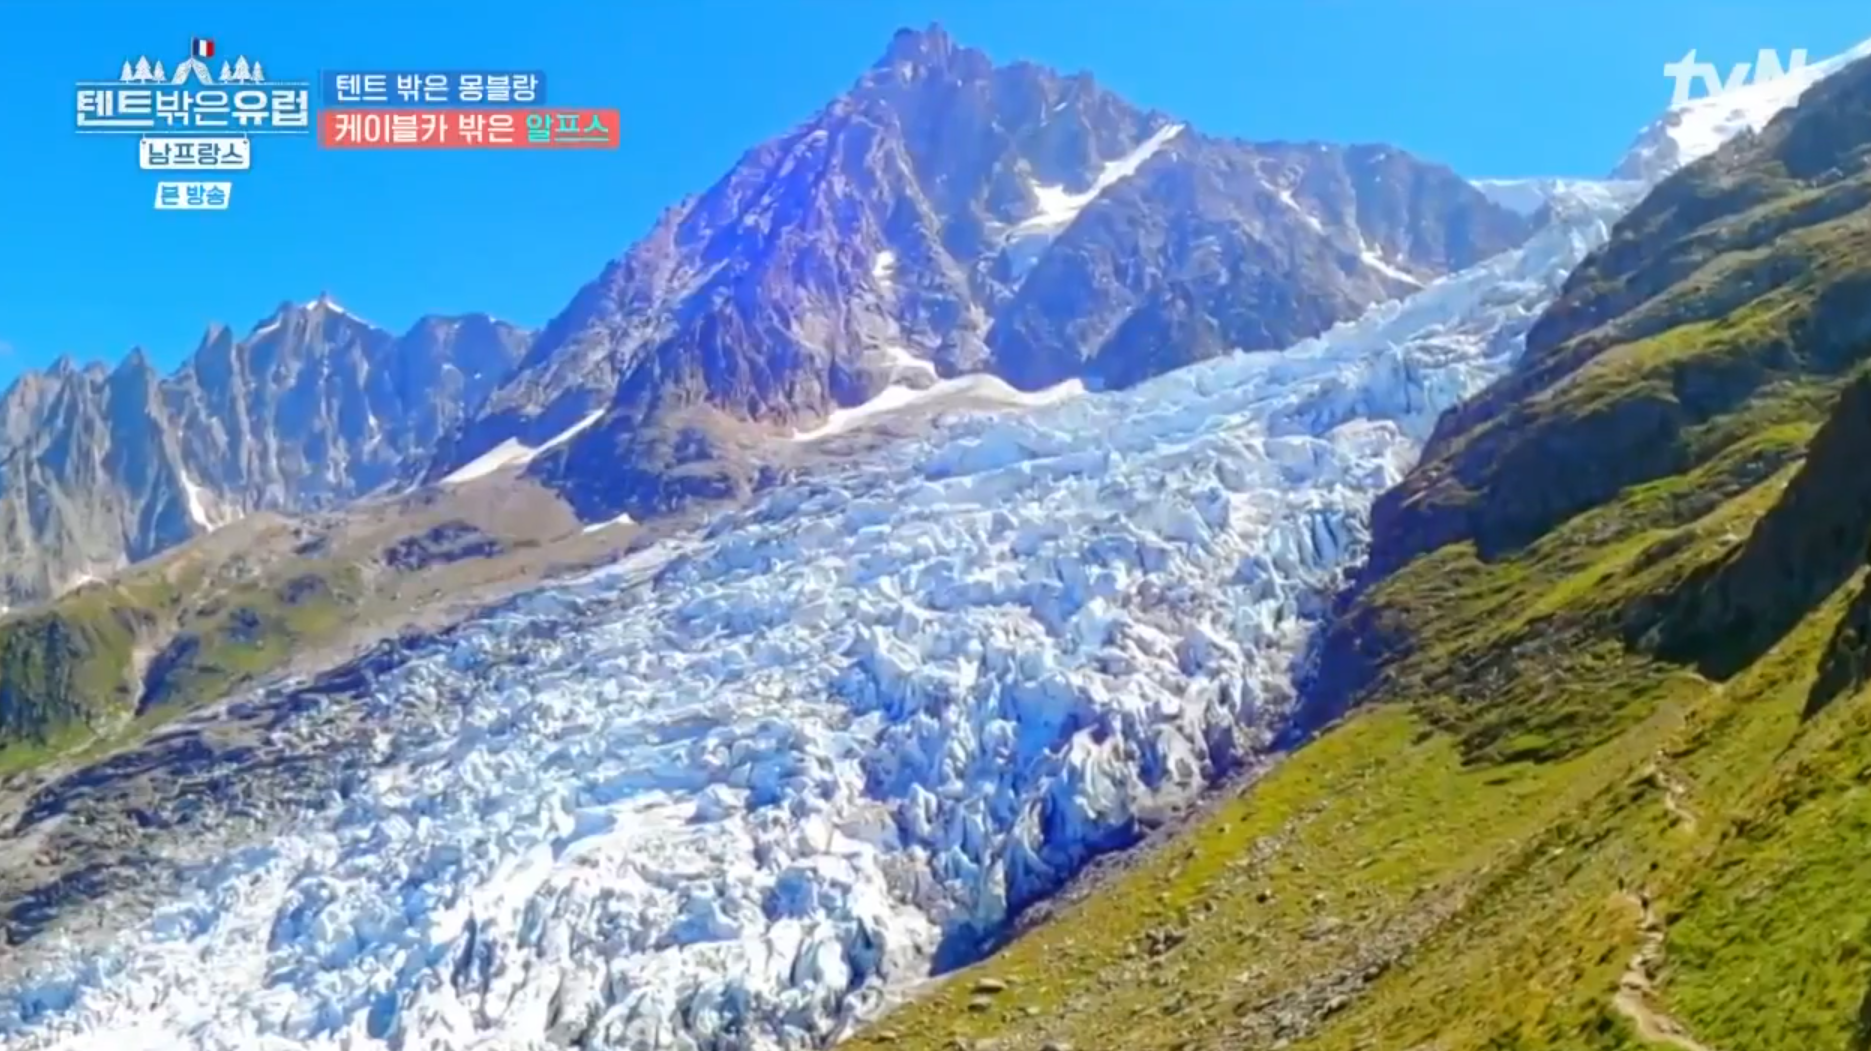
1633 371 1871 685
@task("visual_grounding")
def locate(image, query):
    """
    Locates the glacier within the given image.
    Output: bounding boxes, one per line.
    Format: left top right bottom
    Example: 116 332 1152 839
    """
0 186 1638 1051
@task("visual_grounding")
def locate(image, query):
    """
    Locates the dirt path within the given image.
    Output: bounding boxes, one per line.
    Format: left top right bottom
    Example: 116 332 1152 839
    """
1610 755 1717 1051
1612 890 1719 1051
1659 770 1697 833
1640 751 1699 832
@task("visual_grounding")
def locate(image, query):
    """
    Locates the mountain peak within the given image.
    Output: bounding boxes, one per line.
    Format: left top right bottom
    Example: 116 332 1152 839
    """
116 347 152 373
106 348 157 397
877 22 960 69
432 23 1535 519
1610 35 1871 180
306 291 347 314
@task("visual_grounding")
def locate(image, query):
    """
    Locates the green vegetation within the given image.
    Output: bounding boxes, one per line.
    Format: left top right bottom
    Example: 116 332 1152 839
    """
0 575 177 741
846 705 1669 1051
0 551 362 767
137 561 364 709
854 60 1871 1051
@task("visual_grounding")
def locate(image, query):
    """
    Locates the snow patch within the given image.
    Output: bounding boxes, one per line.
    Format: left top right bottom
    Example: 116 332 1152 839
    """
1000 123 1184 277
1357 238 1422 287
535 408 605 453
1272 185 1324 233
439 410 606 486
788 374 1086 442
179 471 213 530
438 438 534 485
1616 37 1871 179
1660 60 1834 164
873 343 938 382
1016 123 1184 237
872 251 897 288
581 510 636 534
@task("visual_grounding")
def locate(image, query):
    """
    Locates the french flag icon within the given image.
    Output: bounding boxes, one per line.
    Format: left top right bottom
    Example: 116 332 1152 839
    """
191 37 214 60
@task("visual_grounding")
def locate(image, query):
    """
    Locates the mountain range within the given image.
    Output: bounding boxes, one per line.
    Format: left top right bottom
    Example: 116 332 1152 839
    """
0 300 529 607
0 24 1532 608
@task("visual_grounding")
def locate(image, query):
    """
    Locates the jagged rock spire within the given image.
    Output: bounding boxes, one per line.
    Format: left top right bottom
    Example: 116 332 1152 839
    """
878 22 956 67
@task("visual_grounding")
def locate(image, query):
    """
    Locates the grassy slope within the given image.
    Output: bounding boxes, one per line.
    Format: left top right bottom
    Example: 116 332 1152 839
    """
851 61 1871 1051
0 517 374 767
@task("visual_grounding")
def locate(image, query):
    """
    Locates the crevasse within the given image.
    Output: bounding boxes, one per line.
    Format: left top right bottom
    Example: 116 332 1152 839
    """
0 186 1633 1051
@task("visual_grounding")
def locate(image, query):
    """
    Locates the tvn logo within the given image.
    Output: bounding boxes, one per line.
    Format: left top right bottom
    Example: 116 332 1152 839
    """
1663 48 1809 104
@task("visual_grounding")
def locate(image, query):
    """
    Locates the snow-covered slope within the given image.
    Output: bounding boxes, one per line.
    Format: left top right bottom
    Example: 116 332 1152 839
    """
0 185 1637 1051
1613 37 1871 180
1470 177 1645 216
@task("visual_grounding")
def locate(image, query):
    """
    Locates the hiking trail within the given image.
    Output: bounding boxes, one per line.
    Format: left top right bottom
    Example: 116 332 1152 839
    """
1610 755 1717 1051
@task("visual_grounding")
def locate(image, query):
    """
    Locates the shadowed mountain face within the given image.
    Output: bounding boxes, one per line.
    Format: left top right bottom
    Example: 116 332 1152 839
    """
0 299 529 607
426 23 1534 522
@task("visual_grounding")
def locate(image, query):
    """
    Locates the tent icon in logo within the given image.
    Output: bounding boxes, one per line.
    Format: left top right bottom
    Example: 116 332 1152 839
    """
115 42 266 85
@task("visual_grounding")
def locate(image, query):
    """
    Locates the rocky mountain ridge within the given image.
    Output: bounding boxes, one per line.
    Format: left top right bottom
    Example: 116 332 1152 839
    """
0 298 529 608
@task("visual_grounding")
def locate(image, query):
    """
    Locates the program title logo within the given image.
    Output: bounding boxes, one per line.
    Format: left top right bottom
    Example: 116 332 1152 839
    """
75 38 313 210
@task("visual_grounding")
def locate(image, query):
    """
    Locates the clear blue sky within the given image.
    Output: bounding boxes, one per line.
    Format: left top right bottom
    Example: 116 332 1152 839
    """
0 0 1864 384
